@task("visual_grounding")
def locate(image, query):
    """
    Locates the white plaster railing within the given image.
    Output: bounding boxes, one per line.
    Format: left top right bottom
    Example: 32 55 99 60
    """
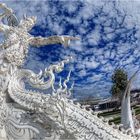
7 67 137 139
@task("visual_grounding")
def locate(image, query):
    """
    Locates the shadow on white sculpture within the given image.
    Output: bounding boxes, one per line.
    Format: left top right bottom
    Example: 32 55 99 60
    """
0 3 139 140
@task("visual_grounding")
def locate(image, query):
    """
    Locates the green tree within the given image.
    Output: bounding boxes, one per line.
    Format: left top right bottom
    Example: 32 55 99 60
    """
111 69 128 100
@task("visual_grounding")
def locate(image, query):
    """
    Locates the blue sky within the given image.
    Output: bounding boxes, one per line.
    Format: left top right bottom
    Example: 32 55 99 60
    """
1 0 140 99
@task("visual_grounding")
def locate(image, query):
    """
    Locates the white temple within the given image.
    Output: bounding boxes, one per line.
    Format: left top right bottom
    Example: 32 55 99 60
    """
0 3 139 140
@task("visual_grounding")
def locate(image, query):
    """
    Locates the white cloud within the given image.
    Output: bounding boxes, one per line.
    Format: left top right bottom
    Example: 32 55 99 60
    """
85 61 99 69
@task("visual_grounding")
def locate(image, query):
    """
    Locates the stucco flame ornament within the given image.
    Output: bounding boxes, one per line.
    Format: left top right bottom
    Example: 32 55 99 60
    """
0 3 139 140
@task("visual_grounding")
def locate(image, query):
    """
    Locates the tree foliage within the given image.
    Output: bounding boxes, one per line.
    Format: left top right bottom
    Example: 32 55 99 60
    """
111 69 128 99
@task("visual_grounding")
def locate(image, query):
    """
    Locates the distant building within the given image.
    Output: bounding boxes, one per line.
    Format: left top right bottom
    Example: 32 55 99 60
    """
95 98 118 110
77 89 140 111
77 97 118 111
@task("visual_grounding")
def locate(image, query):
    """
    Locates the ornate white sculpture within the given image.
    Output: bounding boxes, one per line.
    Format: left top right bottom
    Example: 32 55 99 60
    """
0 3 139 140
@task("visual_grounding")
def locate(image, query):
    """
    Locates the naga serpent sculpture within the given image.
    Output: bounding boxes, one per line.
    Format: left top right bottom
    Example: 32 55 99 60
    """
0 3 139 140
